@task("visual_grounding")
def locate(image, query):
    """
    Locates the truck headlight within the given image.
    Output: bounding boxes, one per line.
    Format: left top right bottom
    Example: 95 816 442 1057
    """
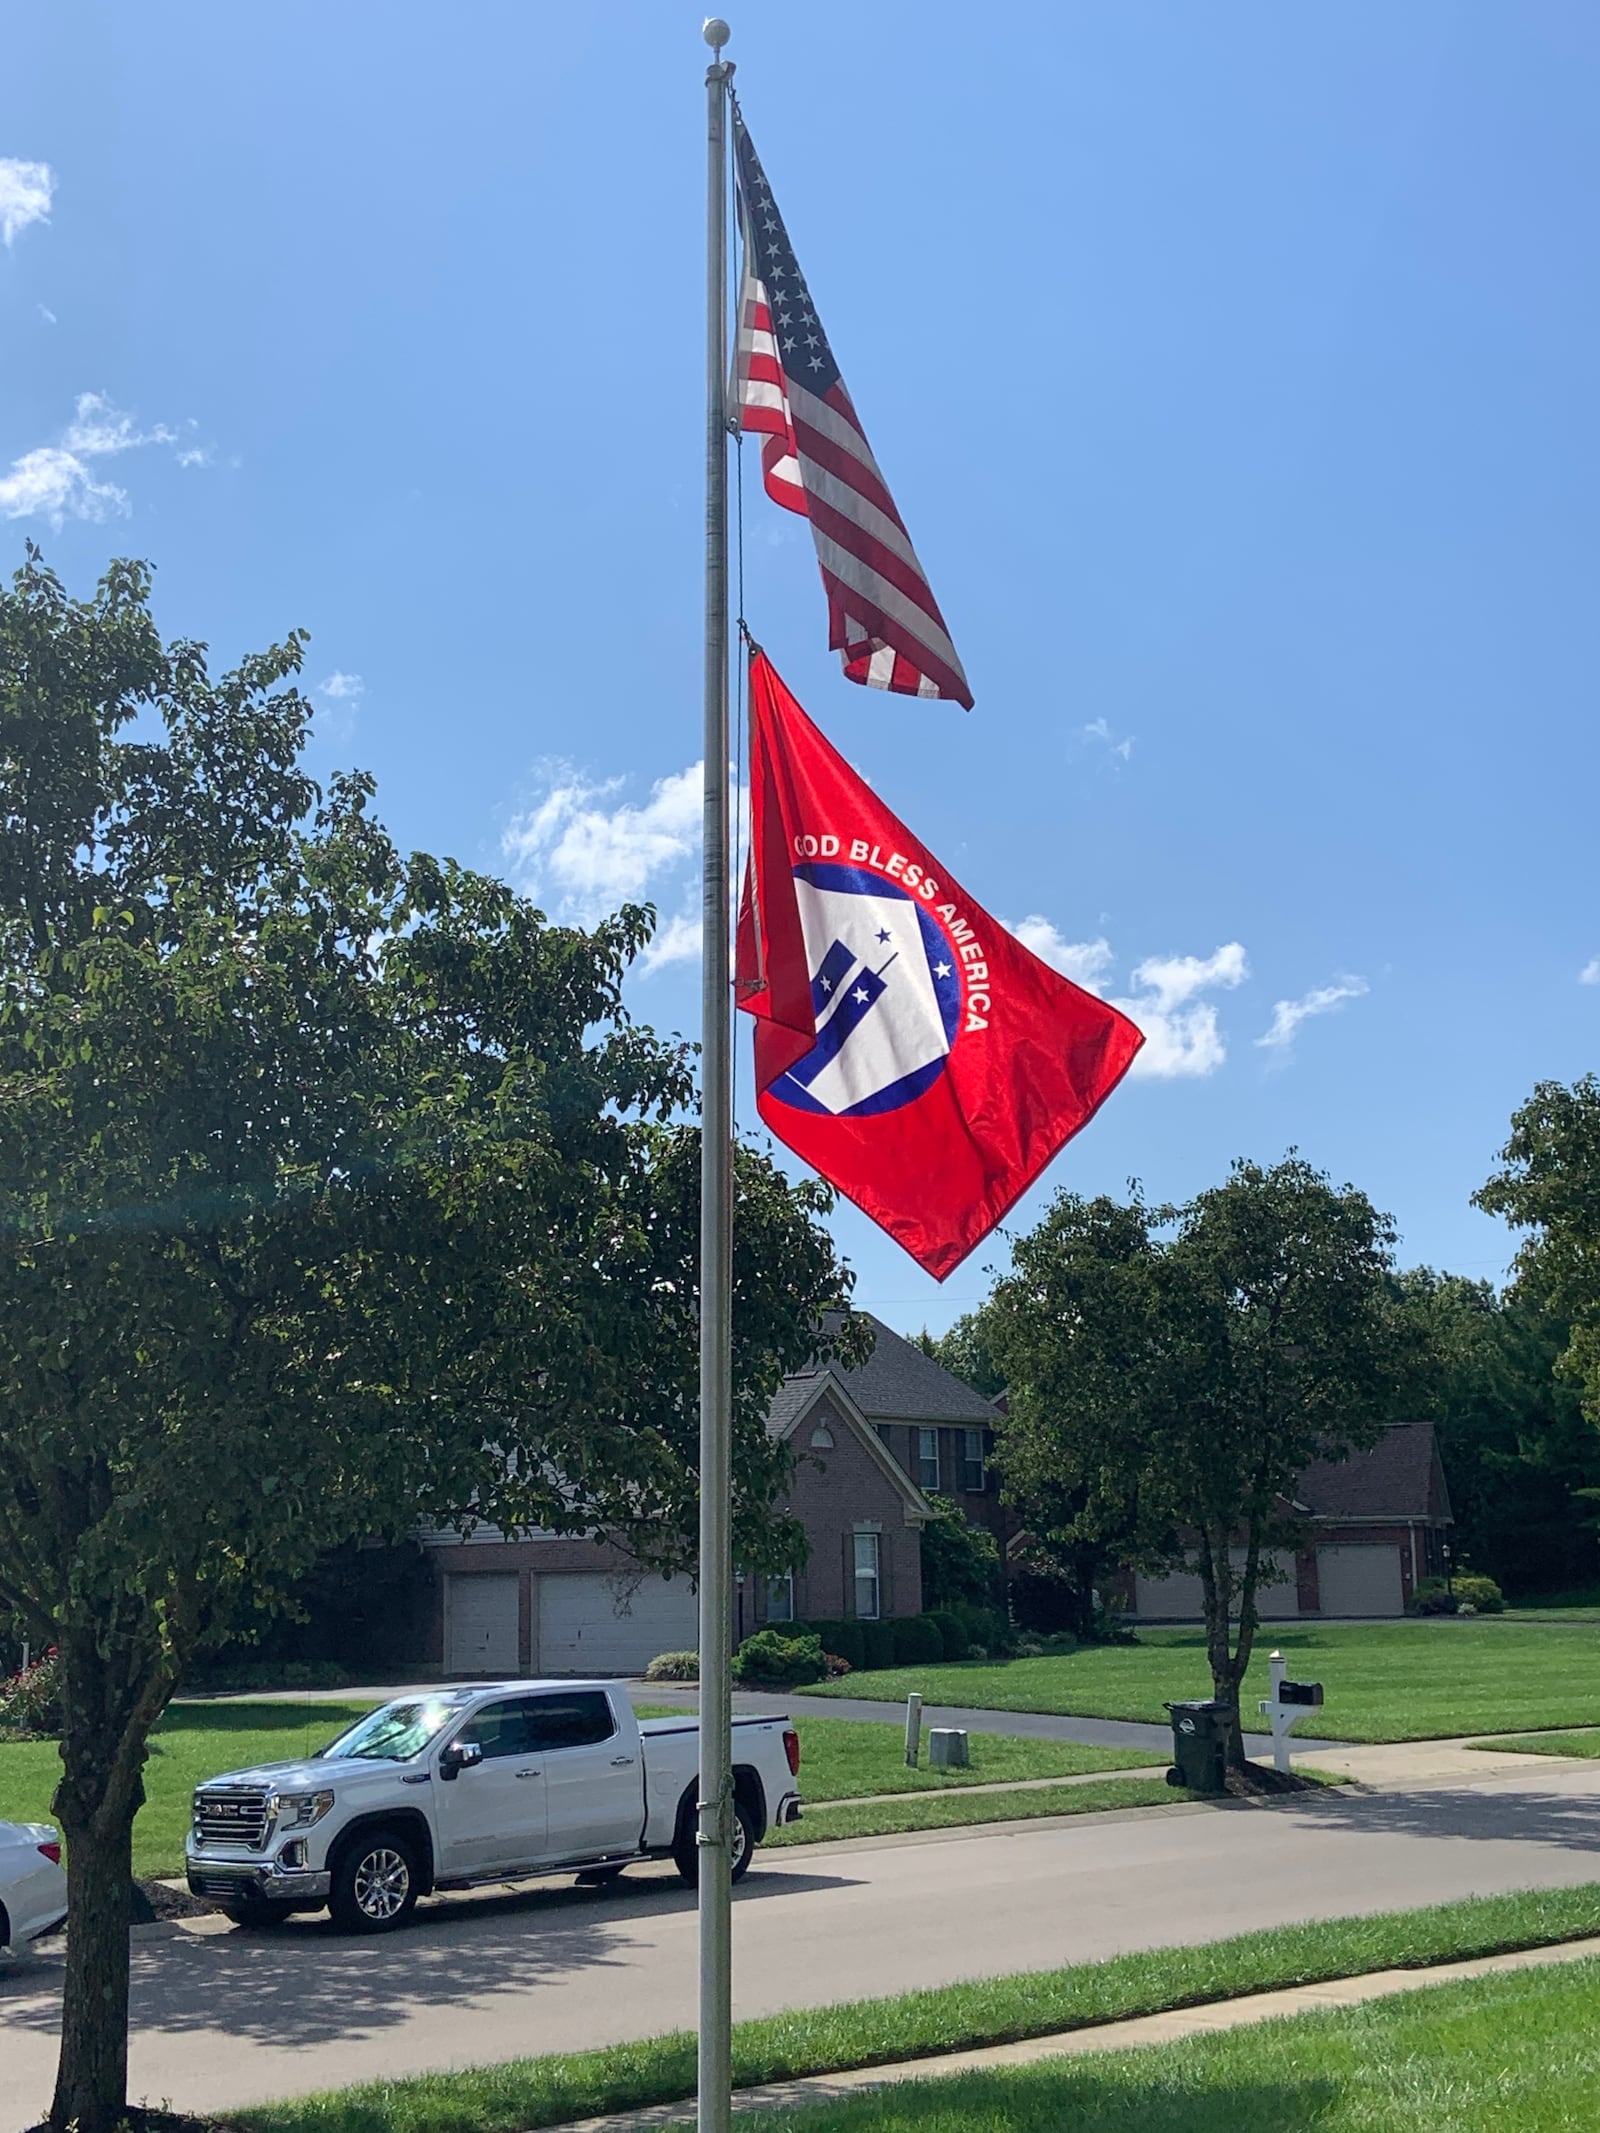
276 1790 335 1828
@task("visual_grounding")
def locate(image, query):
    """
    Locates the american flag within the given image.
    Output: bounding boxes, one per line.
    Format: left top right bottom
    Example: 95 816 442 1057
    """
732 107 973 710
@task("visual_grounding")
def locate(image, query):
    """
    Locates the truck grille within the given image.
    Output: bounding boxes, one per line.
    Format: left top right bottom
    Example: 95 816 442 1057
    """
193 1788 273 1850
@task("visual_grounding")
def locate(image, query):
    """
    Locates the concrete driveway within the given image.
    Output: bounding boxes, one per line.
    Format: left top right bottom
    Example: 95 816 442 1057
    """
5 1759 1600 2130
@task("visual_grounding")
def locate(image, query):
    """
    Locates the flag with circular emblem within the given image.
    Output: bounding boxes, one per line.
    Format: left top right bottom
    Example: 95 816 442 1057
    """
736 651 1142 1278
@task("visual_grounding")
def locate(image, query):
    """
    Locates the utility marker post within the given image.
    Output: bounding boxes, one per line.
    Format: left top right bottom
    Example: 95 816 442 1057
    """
904 1693 924 1768
697 18 735 2133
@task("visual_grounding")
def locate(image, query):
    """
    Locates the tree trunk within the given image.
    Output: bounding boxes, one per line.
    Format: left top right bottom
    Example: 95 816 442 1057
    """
49 1795 136 2133
1197 1526 1249 1769
48 1629 164 2133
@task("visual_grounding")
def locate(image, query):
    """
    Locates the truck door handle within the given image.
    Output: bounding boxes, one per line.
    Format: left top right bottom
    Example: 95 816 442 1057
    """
515 1768 541 1779
610 1755 635 1766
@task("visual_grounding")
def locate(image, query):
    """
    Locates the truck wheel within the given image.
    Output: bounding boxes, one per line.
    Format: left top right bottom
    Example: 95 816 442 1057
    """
220 1895 289 1931
673 1799 757 1889
329 1829 420 1934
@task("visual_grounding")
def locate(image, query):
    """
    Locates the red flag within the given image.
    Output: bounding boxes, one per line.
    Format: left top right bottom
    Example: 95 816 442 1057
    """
736 652 1143 1280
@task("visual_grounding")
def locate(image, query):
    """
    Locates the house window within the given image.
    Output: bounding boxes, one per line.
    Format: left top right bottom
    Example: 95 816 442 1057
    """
853 1531 881 1620
765 1573 794 1624
918 1428 940 1491
960 1428 986 1493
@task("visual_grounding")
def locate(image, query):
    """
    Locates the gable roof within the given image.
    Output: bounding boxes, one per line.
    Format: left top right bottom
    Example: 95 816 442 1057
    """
1294 1421 1453 1524
765 1369 933 1521
780 1312 999 1427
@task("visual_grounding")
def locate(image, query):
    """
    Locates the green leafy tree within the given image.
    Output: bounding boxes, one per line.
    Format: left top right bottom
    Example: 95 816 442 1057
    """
918 1493 1002 1609
913 1309 1007 1400
987 1159 1414 1765
0 552 851 2133
1478 1076 1600 1428
1395 1270 1598 1596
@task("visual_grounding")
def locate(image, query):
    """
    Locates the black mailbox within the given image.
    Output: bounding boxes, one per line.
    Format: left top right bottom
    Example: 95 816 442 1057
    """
1277 1679 1324 1707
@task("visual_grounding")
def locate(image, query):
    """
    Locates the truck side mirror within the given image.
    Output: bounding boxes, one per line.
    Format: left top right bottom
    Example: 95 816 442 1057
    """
439 1739 484 1781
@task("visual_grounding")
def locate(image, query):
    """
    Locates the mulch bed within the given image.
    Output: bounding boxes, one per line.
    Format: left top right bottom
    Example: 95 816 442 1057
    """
134 1879 217 1922
24 2114 228 2133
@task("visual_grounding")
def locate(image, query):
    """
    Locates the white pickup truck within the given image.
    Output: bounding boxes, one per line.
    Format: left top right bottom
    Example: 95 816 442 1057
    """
185 1680 801 1932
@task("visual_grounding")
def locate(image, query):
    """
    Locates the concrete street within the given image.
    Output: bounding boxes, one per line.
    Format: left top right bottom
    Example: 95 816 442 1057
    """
4 1757 1600 2130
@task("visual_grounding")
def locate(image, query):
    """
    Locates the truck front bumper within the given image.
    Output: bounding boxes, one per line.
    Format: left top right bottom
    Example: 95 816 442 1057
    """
186 1854 332 1906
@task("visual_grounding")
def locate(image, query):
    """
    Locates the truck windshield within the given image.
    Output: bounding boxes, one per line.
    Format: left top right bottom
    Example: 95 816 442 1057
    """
319 1697 467 1763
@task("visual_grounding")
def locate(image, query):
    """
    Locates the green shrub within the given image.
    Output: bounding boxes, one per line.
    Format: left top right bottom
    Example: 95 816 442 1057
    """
858 1620 897 1671
941 1599 1016 1657
644 1650 699 1681
0 1648 62 1738
892 1615 945 1665
926 1610 969 1661
1408 1574 1504 1617
733 1630 827 1689
804 1619 866 1671
185 1658 351 1693
1453 1574 1506 1613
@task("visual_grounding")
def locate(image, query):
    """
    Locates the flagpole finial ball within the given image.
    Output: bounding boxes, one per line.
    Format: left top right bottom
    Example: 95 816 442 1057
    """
703 17 732 50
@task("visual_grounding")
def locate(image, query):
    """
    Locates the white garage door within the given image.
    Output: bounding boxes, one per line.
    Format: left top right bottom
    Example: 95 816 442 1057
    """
447 1573 519 1674
1316 1544 1405 1618
537 1571 699 1675
1135 1551 1299 1621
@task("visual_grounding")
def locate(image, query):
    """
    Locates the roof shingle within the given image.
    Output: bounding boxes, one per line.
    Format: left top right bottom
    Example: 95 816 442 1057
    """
1295 1421 1451 1522
767 1312 998 1433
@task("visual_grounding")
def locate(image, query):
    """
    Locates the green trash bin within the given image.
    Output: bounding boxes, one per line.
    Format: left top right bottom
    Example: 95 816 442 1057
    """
1165 1699 1232 1795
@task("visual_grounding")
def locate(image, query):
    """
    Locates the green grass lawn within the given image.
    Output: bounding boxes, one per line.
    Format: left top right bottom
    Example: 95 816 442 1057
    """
0 1704 1145 1879
769 1775 1181 1846
240 1885 1600 2133
791 1718 1150 1801
0 1699 377 1878
805 1618 1600 1742
1470 1727 1600 1759
734 1957 1600 2131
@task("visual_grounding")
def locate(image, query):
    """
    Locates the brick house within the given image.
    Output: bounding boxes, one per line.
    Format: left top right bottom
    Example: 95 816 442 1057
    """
1127 1420 1454 1621
414 1313 991 1676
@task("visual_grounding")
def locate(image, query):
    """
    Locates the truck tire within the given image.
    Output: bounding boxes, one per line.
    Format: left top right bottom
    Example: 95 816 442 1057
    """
329 1828 420 1934
673 1798 756 1889
219 1894 290 1931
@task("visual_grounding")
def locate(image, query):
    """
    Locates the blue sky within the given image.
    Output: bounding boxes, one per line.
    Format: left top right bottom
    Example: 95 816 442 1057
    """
5 3 1597 1331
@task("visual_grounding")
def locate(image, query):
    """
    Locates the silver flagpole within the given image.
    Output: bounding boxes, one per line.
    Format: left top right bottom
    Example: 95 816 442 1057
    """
697 18 734 2133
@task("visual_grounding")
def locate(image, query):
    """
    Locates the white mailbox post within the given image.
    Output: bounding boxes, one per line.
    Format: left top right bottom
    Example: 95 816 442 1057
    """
1257 1649 1324 1774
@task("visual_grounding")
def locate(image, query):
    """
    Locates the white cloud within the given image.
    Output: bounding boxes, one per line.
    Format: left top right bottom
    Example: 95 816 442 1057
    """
0 447 127 525
61 395 176 457
0 158 54 246
1008 922 1248 1079
1581 958 1600 987
1256 975 1368 1054
640 910 702 973
0 392 184 528
1119 943 1249 1078
319 671 365 702
504 762 703 924
1081 716 1133 762
38 305 57 327
1010 917 1115 991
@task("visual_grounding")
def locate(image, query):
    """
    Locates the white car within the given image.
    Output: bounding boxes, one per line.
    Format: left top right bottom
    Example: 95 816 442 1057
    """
0 1821 68 1956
